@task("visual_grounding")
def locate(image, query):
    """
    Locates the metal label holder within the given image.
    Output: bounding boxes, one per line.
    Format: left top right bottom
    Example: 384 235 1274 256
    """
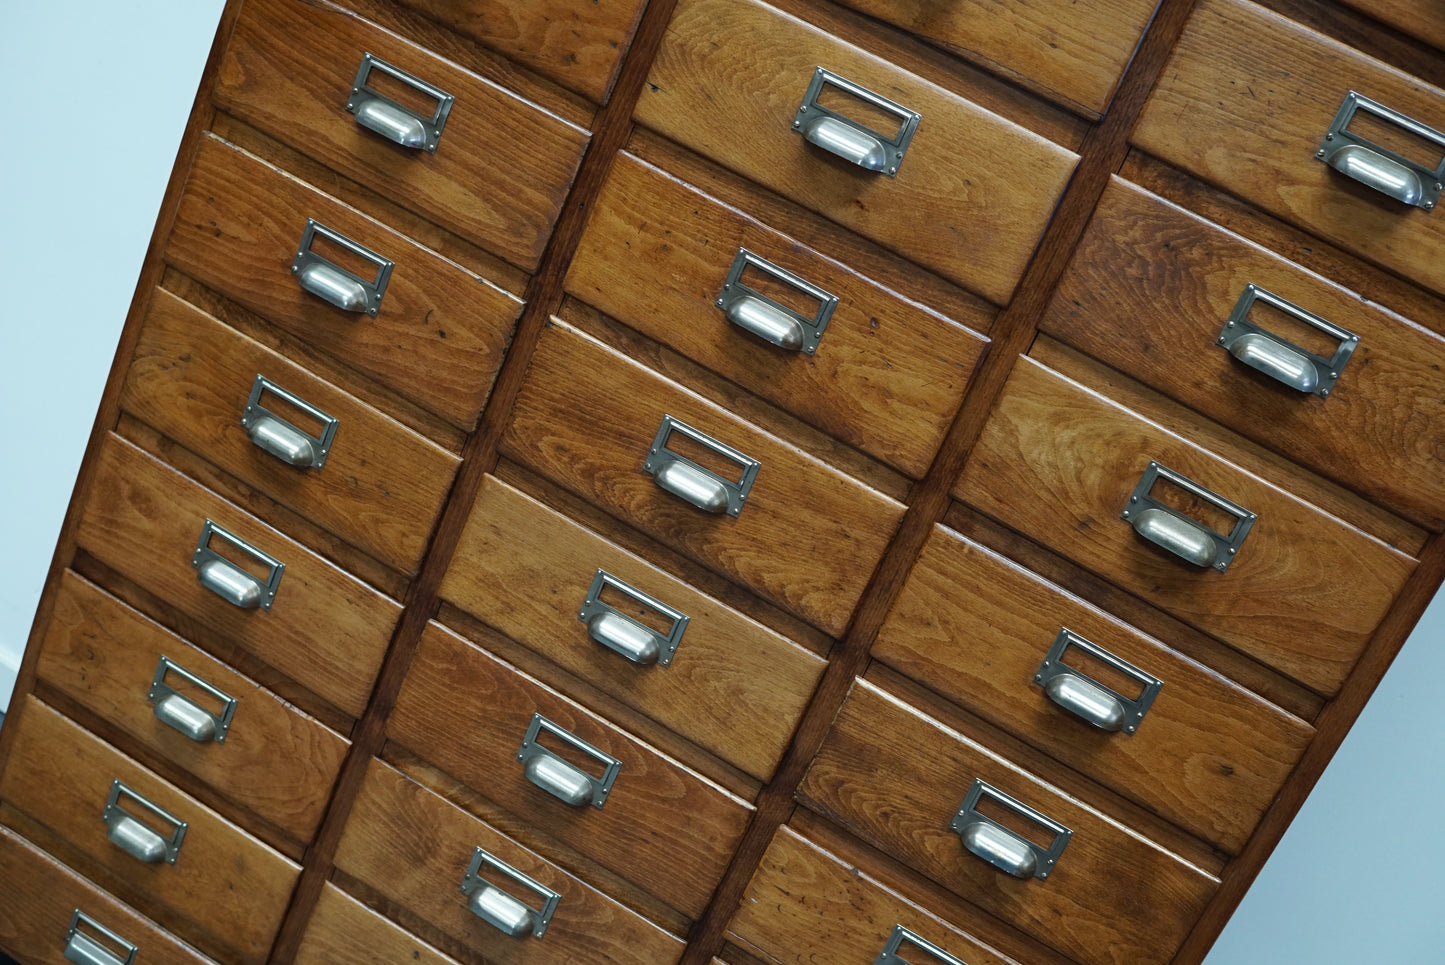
792 67 921 177
101 780 188 866
1217 284 1360 398
147 655 239 743
241 374 340 470
1033 628 1163 735
714 247 839 355
1316 91 1445 210
643 414 760 518
516 714 622 809
191 519 285 611
950 780 1071 881
64 910 138 965
346 52 454 153
460 847 561 939
1121 462 1256 573
578 569 689 668
874 924 969 965
290 219 394 316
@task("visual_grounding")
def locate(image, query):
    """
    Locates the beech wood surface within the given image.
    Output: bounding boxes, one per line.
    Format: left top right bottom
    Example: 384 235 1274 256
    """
0 698 299 965
1044 176 1445 530
387 621 753 918
634 0 1079 305
0 825 218 965
332 758 686 964
501 319 906 638
954 356 1416 694
293 884 460 965
875 525 1312 855
1133 0 1445 300
212 0 589 272
797 678 1219 965
166 135 523 430
565 151 990 478
441 474 826 781
74 433 400 718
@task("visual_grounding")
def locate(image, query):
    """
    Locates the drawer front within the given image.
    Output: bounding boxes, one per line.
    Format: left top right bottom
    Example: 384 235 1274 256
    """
295 884 459 965
0 699 300 965
953 356 1415 694
122 287 460 574
388 622 753 918
35 571 349 844
825 0 1157 115
167 135 523 430
1340 0 1445 55
874 526 1313 854
565 152 991 478
333 759 686 964
75 433 400 718
798 679 1218 965
1042 177 1445 530
440 475 826 782
392 0 647 103
213 0 589 271
731 825 1033 965
501 319 906 638
635 0 1078 305
0 825 216 965
1133 0 1445 299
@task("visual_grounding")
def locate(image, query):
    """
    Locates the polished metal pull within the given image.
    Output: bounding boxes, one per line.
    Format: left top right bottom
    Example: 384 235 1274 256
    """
1033 629 1162 735
950 780 1071 881
516 714 622 809
714 248 838 355
578 569 689 667
147 656 238 743
1217 285 1360 397
1316 91 1444 210
290 219 394 316
875 925 969 965
1121 462 1256 573
346 52 454 153
190 519 284 610
792 67 921 177
64 910 138 965
240 375 340 470
101 781 187 866
460 847 561 939
644 414 760 518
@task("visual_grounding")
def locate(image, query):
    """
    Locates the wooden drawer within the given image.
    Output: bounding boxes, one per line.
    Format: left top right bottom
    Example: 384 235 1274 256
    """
35 571 349 845
122 287 460 574
874 526 1312 854
0 698 300 965
501 319 906 638
333 758 686 963
824 0 1158 115
388 622 753 918
166 134 522 430
1340 0 1445 56
74 433 401 718
0 825 216 965
798 678 1218 965
295 884 460 965
391 0 647 103
953 356 1415 694
1041 177 1445 530
565 152 991 478
213 0 589 272
1133 0 1445 299
440 475 826 782
634 0 1078 305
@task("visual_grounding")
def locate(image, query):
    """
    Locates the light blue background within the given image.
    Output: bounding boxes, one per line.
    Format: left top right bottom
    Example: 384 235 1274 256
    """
1 4 1441 962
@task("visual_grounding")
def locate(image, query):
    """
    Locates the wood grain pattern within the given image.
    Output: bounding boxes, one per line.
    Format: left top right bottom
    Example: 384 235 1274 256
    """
954 356 1416 694
1133 0 1445 299
441 474 826 781
1338 0 1445 56
0 825 218 965
332 758 686 964
392 0 647 103
825 0 1157 115
0 698 299 965
797 679 1218 965
634 0 1078 305
875 526 1312 854
166 134 522 430
212 0 589 271
35 571 348 845
294 884 460 965
74 433 400 718
387 622 753 918
122 287 460 573
501 319 906 638
1044 176 1445 530
565 151 991 478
